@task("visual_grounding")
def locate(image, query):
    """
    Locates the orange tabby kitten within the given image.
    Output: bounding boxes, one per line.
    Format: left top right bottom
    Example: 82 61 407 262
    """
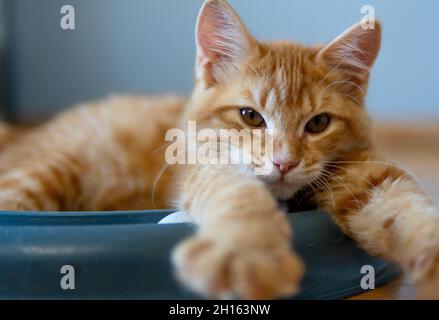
0 0 438 299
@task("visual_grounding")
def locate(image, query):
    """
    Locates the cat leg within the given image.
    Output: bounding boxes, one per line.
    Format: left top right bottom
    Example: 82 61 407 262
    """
172 165 304 299
0 159 81 211
332 174 439 298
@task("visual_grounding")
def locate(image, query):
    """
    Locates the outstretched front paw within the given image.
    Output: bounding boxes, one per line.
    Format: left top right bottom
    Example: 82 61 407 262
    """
172 236 304 299
410 249 439 299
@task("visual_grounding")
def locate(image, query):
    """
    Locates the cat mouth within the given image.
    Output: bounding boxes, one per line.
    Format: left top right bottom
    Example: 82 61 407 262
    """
277 175 295 185
269 172 313 189
272 175 294 186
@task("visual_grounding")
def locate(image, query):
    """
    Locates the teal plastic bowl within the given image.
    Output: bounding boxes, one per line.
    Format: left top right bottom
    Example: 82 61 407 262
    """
0 210 399 299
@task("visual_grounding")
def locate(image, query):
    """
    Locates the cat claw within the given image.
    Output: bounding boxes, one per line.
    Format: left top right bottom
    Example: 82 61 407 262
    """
172 236 304 300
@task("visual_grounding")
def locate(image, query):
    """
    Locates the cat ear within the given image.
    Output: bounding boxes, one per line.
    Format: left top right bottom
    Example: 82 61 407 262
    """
195 0 258 85
317 21 381 92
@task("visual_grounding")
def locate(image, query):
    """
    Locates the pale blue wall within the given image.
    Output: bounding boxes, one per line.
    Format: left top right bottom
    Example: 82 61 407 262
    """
5 0 439 121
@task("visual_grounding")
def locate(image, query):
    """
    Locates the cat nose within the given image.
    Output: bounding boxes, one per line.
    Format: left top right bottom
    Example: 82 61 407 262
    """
273 159 301 175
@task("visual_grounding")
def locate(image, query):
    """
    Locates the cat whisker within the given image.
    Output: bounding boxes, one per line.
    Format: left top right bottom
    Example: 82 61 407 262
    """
151 149 188 209
316 55 348 88
319 169 362 210
326 160 429 196
323 162 375 189
306 182 320 202
152 141 174 154
323 80 367 98
313 173 337 209
339 93 362 105
151 163 172 209
317 171 342 209
244 62 263 84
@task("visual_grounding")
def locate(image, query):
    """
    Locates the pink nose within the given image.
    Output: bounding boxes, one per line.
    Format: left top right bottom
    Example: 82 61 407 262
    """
273 160 300 175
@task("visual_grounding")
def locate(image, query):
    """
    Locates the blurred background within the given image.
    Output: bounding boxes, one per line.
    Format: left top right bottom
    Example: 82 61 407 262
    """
0 0 437 201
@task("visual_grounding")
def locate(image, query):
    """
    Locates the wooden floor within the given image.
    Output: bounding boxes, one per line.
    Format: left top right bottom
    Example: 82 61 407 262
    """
350 276 416 300
350 122 439 300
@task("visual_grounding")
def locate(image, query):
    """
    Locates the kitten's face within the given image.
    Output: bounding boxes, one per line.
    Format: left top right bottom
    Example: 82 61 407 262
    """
186 0 380 199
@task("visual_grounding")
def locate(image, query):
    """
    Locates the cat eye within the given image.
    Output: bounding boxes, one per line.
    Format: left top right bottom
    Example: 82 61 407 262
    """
240 108 266 128
305 113 331 134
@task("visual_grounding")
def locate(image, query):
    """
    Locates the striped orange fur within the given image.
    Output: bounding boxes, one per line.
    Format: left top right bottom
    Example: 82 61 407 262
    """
0 0 438 299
